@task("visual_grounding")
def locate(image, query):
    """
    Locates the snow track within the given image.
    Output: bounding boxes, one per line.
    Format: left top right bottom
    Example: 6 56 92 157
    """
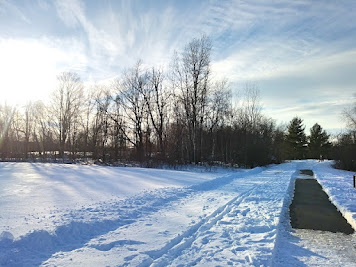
3 161 356 266
118 163 296 266
144 188 256 266
162 165 295 266
1 162 301 266
0 165 264 266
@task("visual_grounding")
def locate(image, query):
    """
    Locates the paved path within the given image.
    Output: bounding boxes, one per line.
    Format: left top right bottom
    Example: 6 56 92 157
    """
290 176 354 234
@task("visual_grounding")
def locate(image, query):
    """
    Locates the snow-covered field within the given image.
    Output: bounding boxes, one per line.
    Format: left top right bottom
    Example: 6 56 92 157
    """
1 160 356 266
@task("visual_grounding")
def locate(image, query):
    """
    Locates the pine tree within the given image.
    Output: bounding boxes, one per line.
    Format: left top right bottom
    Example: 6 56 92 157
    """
285 117 308 159
308 123 331 159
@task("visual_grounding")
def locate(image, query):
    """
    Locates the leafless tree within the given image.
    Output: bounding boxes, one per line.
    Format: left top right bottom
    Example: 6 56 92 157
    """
31 101 51 159
140 67 171 159
13 102 37 159
88 85 108 161
114 61 148 161
50 72 84 159
235 83 263 132
343 95 356 130
80 87 96 159
23 102 35 158
0 36 286 167
206 79 231 160
0 104 16 159
172 35 212 163
110 88 126 161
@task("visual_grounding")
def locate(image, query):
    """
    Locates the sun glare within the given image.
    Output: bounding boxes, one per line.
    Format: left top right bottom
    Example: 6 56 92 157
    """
0 39 59 107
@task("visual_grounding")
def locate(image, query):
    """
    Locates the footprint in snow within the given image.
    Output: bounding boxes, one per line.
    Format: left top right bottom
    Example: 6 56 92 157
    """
241 208 250 216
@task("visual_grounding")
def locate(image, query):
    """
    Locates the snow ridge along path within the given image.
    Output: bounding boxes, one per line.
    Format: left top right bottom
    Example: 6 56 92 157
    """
272 160 356 266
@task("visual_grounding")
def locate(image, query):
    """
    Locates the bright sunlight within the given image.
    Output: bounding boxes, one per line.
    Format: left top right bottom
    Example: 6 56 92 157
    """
0 39 64 106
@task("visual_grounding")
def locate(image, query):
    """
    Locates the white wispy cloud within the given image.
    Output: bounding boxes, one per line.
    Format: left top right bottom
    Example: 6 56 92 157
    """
54 0 120 72
0 0 31 24
263 96 353 133
53 0 185 79
203 0 356 131
1 0 354 131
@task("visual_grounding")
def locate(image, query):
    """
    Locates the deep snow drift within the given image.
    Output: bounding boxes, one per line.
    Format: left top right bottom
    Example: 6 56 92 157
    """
0 160 356 266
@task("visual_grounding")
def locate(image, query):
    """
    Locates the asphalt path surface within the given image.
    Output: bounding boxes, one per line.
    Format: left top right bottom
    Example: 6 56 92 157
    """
290 170 354 234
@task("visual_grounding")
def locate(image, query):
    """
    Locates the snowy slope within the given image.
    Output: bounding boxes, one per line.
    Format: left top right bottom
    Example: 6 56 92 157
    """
0 162 231 239
1 161 356 266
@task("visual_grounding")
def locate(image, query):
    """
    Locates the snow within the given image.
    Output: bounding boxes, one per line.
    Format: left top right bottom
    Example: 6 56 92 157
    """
0 162 231 239
272 160 356 266
1 160 356 266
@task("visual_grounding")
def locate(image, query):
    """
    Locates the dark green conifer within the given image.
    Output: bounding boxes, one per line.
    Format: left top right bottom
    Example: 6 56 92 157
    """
309 123 331 159
285 117 308 159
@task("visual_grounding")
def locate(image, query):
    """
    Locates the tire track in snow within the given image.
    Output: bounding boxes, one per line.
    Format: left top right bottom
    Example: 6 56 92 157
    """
139 186 257 266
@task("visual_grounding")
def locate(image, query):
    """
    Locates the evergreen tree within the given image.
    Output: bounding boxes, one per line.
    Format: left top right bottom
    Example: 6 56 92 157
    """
285 117 307 159
308 123 331 159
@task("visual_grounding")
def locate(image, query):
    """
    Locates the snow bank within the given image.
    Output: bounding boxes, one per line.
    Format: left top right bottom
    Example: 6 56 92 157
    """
273 160 356 266
0 162 235 239
313 161 356 231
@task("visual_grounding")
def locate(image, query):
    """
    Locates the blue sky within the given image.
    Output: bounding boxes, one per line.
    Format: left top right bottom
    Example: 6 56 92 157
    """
0 0 355 134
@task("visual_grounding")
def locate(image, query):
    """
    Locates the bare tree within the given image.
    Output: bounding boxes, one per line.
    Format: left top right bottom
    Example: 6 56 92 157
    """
23 102 35 158
236 83 263 132
110 88 126 162
88 85 108 161
80 87 96 159
97 89 111 162
0 36 287 167
32 101 51 159
13 102 37 159
0 104 16 159
50 72 84 159
335 95 356 170
140 67 171 159
172 35 212 163
114 61 148 161
10 109 23 158
343 95 356 130
206 79 231 160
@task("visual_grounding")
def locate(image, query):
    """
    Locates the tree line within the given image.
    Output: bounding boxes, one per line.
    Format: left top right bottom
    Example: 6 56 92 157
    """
0 36 352 169
333 100 356 171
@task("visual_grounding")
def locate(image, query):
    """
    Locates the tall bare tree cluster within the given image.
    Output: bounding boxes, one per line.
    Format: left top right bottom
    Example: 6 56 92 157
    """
0 36 295 167
333 98 356 170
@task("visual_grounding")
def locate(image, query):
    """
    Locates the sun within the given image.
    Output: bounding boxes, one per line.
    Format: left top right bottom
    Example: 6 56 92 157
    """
0 39 60 107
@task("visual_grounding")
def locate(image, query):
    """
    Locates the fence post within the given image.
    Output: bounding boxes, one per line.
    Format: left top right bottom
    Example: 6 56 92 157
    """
354 175 356 188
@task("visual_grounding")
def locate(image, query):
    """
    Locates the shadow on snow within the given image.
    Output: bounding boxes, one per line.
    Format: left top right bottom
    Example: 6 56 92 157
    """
0 167 264 266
